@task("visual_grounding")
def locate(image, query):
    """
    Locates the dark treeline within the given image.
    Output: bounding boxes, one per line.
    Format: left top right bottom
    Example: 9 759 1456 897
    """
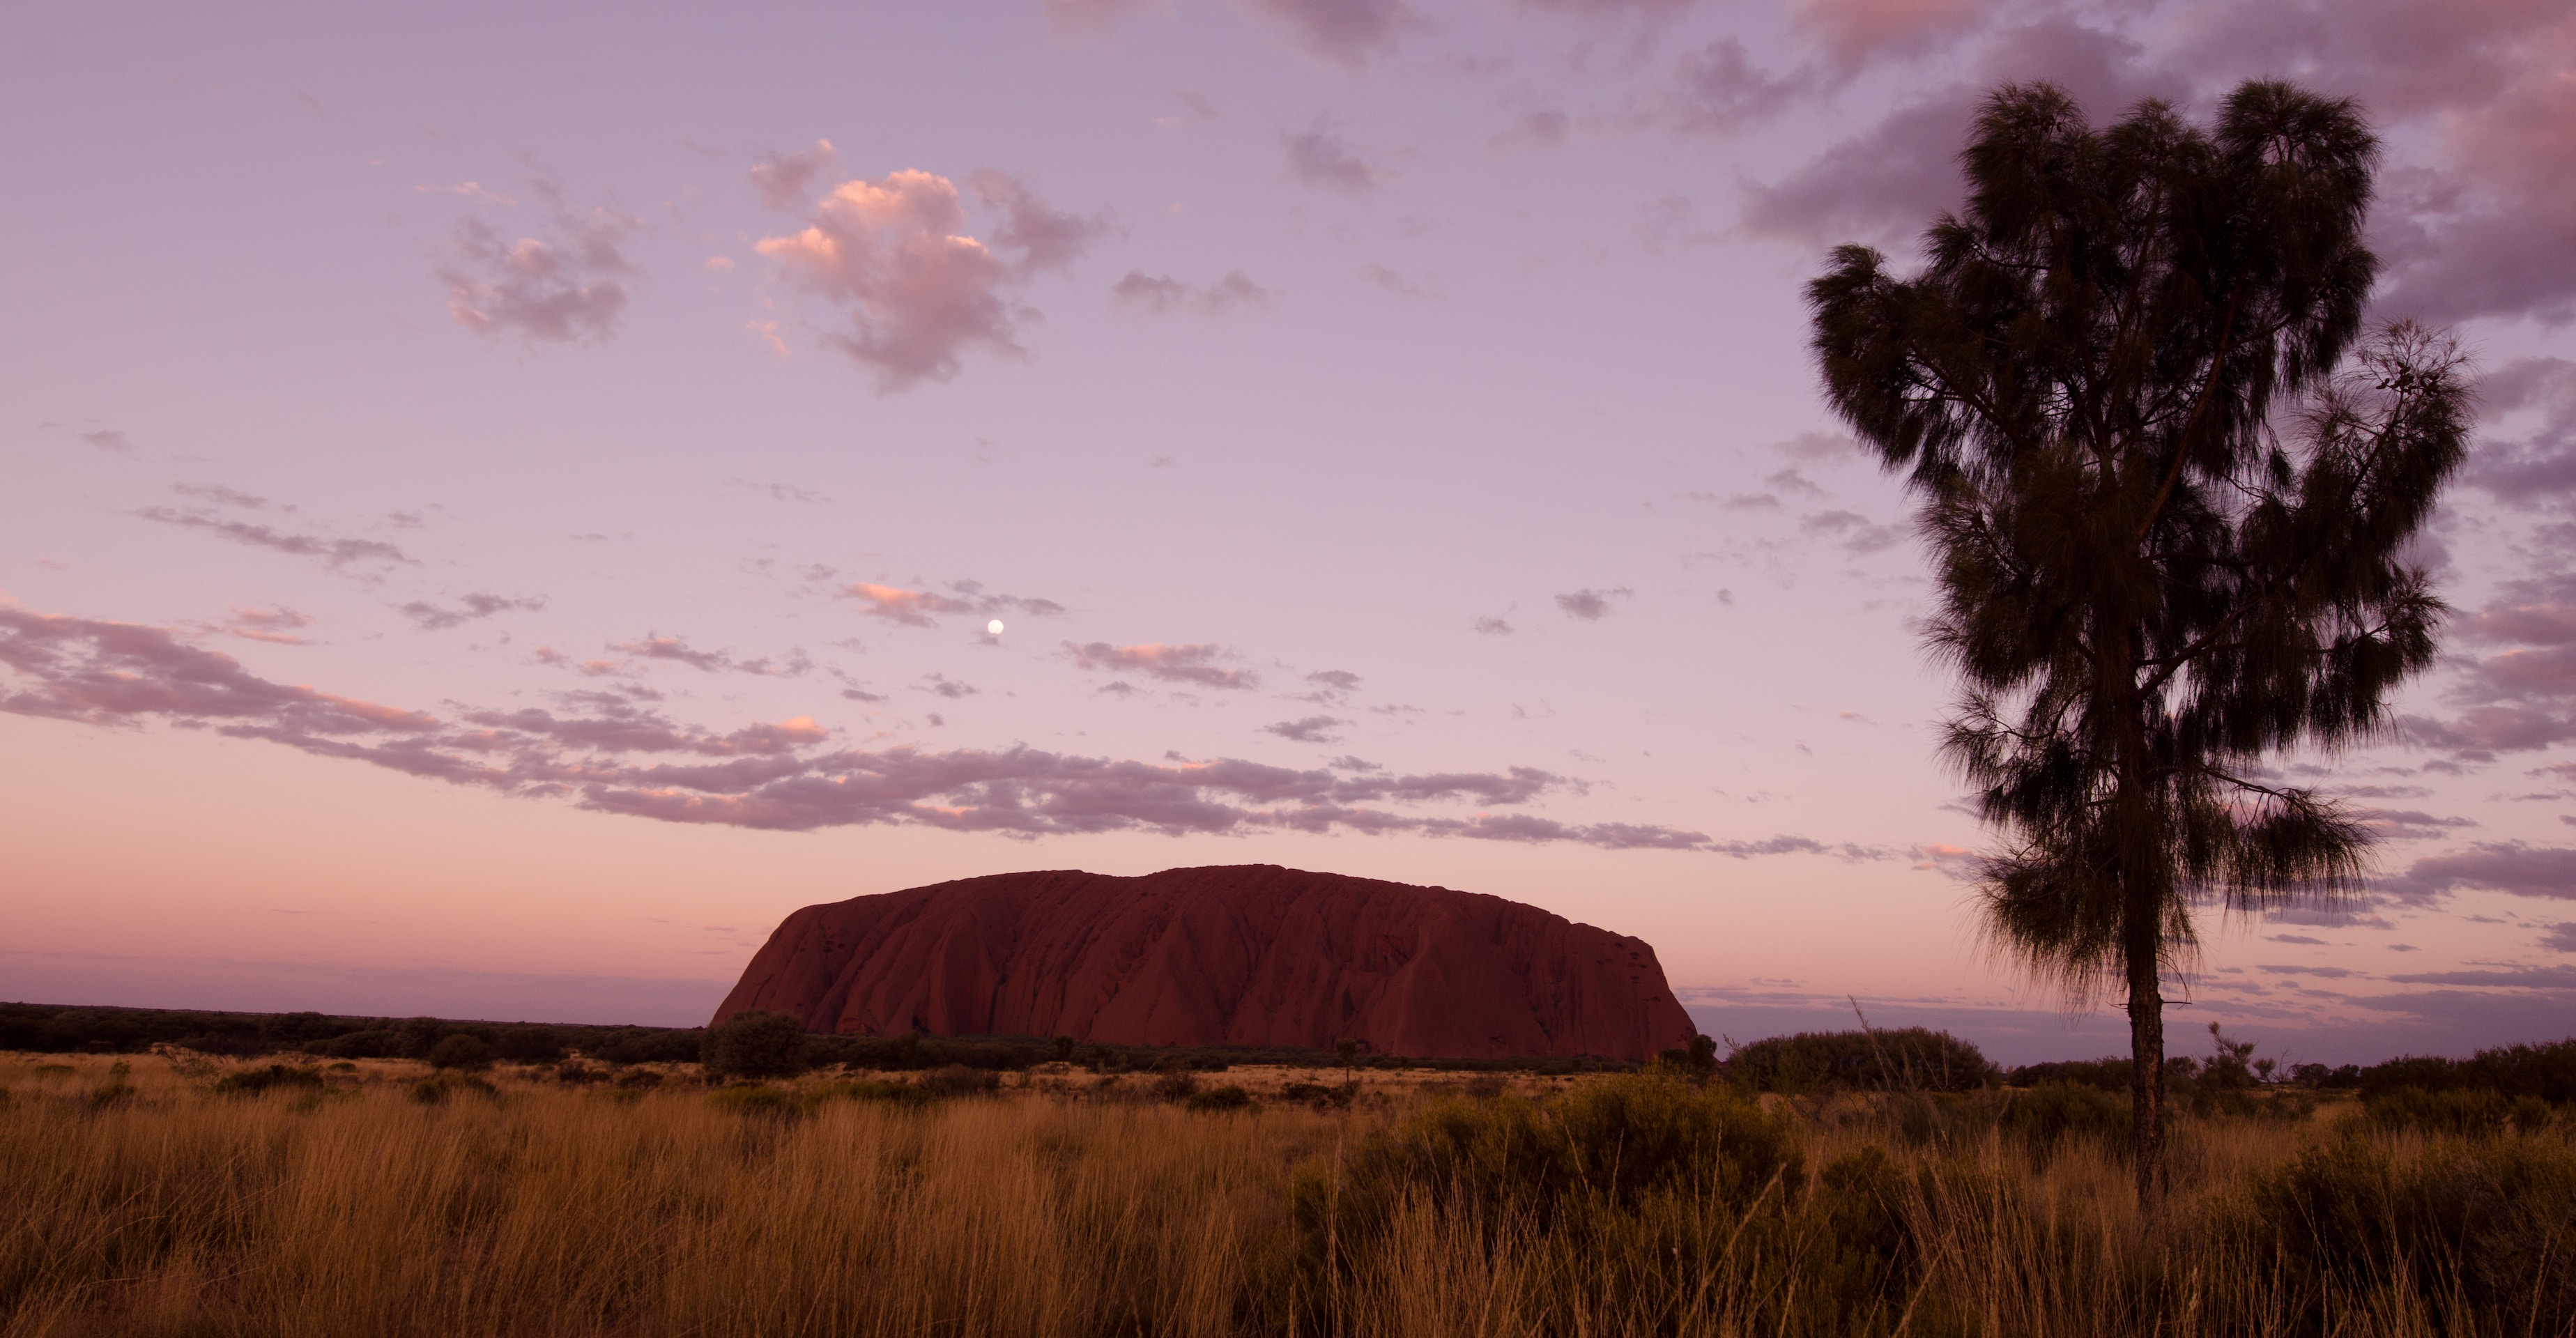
0 1004 1613 1076
11 1003 2572 1104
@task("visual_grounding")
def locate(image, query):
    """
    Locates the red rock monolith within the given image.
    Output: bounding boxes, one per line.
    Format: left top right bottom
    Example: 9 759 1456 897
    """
712 865 1698 1061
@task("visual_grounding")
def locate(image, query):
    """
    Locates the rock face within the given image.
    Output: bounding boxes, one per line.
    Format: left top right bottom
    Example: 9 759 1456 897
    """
712 865 1698 1061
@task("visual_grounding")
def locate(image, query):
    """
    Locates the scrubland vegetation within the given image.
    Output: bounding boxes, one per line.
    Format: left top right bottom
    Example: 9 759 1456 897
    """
6 1044 2573 1337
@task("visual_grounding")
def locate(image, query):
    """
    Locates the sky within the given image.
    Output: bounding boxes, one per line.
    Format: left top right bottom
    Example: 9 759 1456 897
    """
4 0 2574 1067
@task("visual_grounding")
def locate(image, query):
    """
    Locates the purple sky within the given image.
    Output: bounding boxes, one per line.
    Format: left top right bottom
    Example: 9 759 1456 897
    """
6 0 2574 1066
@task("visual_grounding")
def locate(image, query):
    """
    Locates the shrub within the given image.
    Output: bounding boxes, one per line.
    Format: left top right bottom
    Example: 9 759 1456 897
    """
553 1060 606 1085
1301 1072 1802 1243
408 1072 496 1105
1151 1065 1201 1102
1281 1079 1357 1109
707 1084 800 1118
1184 1084 1255 1112
703 1010 808 1080
496 1026 565 1063
213 1063 328 1096
1728 1028 1997 1093
427 1034 495 1071
2363 1087 2553 1139
917 1065 1000 1098
2002 1081 2128 1157
813 1078 934 1107
2237 1131 2576 1335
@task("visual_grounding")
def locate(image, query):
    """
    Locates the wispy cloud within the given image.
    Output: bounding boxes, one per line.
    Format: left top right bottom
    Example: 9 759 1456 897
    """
1110 269 1278 316
399 592 547 631
0 603 1869 855
135 508 413 572
1282 127 1395 192
437 179 641 345
1064 640 1259 690
843 580 1064 629
610 633 811 677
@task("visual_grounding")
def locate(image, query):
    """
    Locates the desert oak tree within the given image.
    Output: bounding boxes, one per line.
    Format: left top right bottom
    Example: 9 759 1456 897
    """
1806 82 2469 1203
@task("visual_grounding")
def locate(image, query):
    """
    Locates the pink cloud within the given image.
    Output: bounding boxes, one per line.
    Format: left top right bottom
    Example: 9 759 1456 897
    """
437 182 641 345
1110 269 1278 316
756 169 1102 390
747 139 836 210
1064 640 1260 689
843 580 1065 627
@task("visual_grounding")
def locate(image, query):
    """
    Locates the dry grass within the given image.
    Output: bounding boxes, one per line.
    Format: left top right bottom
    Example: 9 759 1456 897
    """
3 1053 2567 1337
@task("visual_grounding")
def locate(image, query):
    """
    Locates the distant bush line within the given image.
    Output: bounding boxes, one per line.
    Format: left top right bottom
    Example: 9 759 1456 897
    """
10 1004 2569 1106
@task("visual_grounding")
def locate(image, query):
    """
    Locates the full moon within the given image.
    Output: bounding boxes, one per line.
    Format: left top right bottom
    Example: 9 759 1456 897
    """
987 620 1004 636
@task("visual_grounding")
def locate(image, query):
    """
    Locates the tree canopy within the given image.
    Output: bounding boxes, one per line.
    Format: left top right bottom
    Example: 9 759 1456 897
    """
1806 79 2469 1201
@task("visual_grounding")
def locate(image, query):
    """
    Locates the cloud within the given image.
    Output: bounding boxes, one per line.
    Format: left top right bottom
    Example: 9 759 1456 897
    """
2540 923 2576 953
1793 0 1994 70
2384 843 2576 904
1358 263 1434 298
2402 571 2576 755
2467 360 2576 505
755 169 1102 390
399 592 546 631
1659 38 1814 134
221 607 314 645
1265 715 1347 743
437 183 641 345
135 508 413 572
1555 587 1632 620
171 483 286 512
610 633 811 677
843 580 1064 628
80 429 132 453
747 139 836 210
1282 128 1395 192
2382 965 2576 990
1064 640 1259 690
1241 0 1418 68
5 603 1856 853
1110 269 1278 316
921 672 979 699
1471 615 1515 635
1800 509 1907 553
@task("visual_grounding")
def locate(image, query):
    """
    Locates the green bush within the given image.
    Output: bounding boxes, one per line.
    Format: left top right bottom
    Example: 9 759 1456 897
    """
1184 1084 1255 1112
427 1034 494 1071
703 1010 809 1080
213 1063 328 1096
1151 1064 1200 1102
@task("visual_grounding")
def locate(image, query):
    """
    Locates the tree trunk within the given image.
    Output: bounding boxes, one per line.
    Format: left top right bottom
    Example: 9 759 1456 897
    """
2125 932 2168 1210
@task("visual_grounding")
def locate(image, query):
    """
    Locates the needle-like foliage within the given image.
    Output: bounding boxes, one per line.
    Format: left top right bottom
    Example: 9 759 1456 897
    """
1806 81 2469 1206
